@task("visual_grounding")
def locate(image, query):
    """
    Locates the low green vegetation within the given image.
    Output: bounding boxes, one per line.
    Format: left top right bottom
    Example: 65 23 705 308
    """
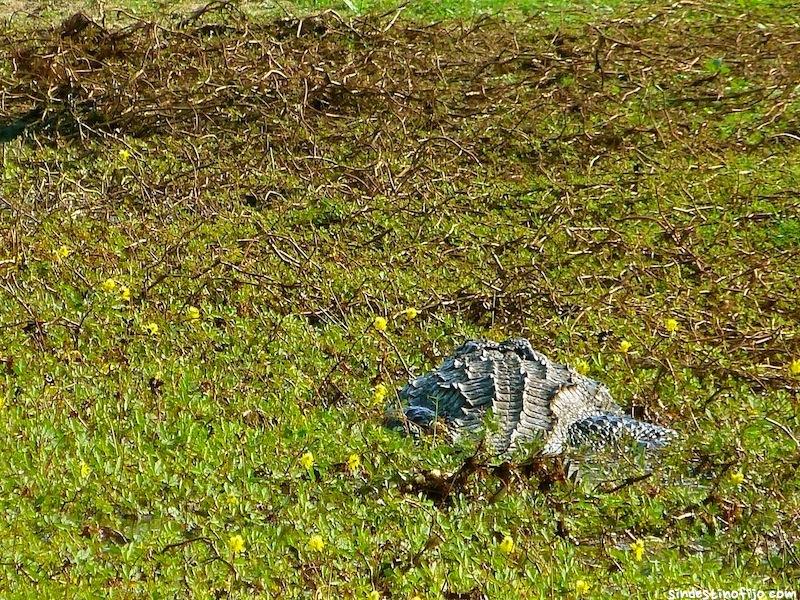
0 1 798 597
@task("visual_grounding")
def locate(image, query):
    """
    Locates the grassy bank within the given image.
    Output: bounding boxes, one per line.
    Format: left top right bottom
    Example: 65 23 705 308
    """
0 1 798 597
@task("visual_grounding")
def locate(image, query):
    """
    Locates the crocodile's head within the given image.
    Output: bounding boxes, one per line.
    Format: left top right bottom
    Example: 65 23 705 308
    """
384 404 456 440
384 403 436 429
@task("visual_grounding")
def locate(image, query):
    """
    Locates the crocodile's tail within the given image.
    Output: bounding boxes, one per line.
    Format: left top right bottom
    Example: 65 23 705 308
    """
566 413 676 451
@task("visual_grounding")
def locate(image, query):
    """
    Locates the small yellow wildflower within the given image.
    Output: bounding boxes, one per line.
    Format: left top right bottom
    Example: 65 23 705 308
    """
373 383 388 404
228 534 245 554
404 307 418 320
368 592 381 600
54 245 72 261
575 580 590 595
79 461 92 479
730 470 744 485
619 340 632 353
99 363 114 376
306 534 325 552
373 316 388 332
186 306 201 321
226 493 239 506
574 358 590 376
100 278 117 292
143 322 159 336
347 453 361 473
65 349 82 363
789 359 800 376
299 452 315 470
630 539 645 562
665 318 679 333
119 286 131 302
498 535 514 555
118 148 131 162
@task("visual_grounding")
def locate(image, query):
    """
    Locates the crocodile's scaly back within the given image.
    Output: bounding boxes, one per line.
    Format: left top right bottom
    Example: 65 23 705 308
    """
391 338 675 456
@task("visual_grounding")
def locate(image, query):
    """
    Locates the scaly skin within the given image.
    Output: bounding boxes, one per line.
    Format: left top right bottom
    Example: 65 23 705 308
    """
389 338 676 457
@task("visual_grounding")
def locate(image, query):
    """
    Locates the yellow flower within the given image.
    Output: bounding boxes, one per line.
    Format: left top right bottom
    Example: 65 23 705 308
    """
306 534 325 552
228 534 245 554
347 453 361 473
373 316 388 332
498 535 514 555
665 318 679 333
575 580 590 595
54 245 72 261
64 349 82 363
404 307 418 320
99 363 114 376
118 148 131 162
373 383 388 404
618 340 632 353
226 493 239 506
630 539 645 562
100 278 117 292
79 461 92 479
574 358 590 375
730 470 744 485
143 322 159 336
789 359 800 376
186 306 201 321
119 286 131 302
368 592 381 600
299 452 315 470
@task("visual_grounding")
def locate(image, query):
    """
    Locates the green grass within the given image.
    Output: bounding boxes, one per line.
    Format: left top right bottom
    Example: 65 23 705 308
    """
1 0 799 598
2 0 623 23
10 0 798 25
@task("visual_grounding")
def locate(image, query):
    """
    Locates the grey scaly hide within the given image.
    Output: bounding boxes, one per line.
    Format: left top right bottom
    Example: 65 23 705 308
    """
389 338 675 457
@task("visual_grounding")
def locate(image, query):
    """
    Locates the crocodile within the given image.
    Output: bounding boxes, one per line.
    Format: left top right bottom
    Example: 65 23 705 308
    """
388 338 675 458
